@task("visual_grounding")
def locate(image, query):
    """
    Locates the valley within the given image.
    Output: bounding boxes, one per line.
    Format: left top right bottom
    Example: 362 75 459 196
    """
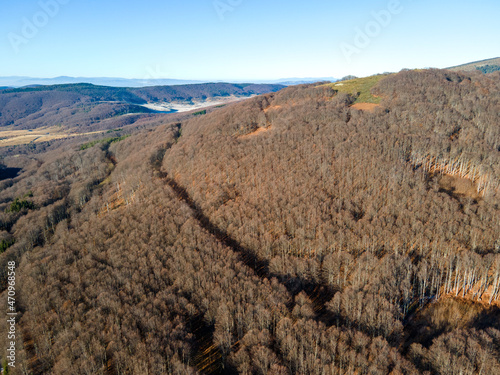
140 94 255 113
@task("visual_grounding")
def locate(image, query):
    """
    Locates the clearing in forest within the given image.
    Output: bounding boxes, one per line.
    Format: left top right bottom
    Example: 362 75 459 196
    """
351 102 380 112
0 126 106 147
239 126 270 139
321 74 388 104
438 174 482 200
263 104 282 112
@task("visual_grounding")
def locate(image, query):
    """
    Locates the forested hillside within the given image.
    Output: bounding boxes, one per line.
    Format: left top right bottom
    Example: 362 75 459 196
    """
0 69 499 374
447 57 500 72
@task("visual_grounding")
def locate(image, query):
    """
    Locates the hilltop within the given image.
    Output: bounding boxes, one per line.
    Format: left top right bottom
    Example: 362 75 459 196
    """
321 74 387 110
447 57 500 73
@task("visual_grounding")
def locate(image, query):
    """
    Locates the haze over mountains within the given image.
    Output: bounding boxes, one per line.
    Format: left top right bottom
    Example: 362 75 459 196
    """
0 76 338 88
4 56 498 90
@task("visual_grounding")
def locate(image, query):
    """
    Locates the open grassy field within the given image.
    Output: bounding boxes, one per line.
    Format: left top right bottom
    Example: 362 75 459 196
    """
0 126 106 147
321 74 388 104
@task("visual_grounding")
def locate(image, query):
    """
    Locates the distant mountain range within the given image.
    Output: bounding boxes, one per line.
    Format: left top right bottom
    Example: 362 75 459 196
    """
0 76 204 88
5 56 500 89
0 76 337 88
261 77 338 85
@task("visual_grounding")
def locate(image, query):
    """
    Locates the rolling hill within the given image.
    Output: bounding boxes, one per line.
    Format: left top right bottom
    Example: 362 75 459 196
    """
447 57 500 73
0 82 285 135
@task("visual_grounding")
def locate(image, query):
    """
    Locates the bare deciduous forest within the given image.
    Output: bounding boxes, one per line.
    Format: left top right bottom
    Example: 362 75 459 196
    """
0 69 499 374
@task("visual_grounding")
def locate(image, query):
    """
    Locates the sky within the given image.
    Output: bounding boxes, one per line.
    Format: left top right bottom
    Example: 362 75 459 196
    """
0 0 499 81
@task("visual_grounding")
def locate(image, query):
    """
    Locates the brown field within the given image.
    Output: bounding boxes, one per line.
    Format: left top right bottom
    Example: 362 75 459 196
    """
351 102 380 112
0 126 106 147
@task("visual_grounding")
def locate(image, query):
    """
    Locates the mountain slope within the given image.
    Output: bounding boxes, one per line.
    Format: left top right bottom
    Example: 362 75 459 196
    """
0 69 499 374
447 57 500 72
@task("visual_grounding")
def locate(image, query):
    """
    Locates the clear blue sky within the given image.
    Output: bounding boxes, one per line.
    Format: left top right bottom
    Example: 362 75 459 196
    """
1 0 499 80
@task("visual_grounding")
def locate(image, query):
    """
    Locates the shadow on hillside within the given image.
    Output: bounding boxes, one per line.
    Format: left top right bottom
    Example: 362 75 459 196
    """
0 167 22 181
158 170 338 322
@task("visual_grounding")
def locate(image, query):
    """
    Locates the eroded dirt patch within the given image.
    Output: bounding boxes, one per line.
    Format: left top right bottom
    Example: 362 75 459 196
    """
351 102 380 112
239 126 271 139
263 104 282 112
